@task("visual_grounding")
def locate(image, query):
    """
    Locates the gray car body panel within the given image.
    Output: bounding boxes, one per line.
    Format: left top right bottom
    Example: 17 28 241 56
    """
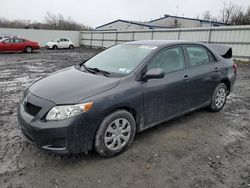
18 40 237 154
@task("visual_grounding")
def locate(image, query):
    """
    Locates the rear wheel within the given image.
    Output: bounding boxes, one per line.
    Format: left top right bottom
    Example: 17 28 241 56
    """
25 46 33 53
209 83 227 112
52 45 58 50
69 45 74 49
95 110 136 158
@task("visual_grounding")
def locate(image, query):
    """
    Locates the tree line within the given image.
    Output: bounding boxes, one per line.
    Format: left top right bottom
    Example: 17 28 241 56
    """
201 2 250 25
0 12 91 31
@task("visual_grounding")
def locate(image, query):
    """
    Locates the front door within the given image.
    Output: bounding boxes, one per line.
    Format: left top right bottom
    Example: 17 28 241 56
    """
142 46 189 126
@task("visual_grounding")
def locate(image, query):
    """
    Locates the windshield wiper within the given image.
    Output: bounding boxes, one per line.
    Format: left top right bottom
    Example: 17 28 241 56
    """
82 64 110 77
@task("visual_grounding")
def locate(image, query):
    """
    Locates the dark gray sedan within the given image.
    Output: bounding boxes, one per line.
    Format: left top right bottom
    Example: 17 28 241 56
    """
18 40 237 157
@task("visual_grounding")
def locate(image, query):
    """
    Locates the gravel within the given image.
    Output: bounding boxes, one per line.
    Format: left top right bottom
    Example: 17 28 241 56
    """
0 48 249 188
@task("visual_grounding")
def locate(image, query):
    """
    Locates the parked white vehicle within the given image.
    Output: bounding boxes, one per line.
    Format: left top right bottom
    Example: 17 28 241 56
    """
45 38 74 49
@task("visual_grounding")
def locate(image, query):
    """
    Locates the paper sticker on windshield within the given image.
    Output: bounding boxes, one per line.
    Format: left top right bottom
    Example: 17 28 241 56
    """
118 68 127 72
139 45 157 50
126 69 131 73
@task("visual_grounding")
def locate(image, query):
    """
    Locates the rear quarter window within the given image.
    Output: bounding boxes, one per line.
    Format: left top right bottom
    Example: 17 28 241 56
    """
186 46 211 67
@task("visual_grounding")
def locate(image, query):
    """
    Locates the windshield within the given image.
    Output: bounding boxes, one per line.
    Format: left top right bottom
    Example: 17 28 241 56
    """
84 44 157 75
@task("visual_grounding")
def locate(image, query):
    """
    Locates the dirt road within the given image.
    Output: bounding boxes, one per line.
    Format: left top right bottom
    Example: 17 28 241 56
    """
0 49 249 188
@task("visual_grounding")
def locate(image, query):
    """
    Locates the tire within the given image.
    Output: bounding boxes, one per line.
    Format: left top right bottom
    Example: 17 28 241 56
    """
25 46 33 53
95 110 136 158
208 83 227 112
53 45 58 50
69 45 74 49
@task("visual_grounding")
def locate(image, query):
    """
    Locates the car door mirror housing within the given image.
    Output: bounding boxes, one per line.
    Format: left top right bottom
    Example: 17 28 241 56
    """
143 68 165 80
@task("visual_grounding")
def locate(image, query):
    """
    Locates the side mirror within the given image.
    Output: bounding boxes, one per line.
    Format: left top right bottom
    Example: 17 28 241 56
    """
143 68 164 80
57 40 60 43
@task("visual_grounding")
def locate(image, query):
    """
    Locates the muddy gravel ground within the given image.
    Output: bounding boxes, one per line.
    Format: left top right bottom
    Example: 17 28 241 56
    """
0 48 249 188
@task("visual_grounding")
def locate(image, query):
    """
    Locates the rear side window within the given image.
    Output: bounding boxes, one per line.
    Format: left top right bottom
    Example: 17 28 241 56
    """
148 47 185 74
207 50 217 62
186 46 210 67
15 39 24 43
3 39 14 43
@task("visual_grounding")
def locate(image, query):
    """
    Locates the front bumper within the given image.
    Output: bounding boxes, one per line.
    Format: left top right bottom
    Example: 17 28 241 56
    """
17 93 100 154
44 45 52 49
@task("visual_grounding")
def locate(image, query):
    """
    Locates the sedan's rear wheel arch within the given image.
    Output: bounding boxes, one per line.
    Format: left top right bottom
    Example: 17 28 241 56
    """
25 46 33 53
221 79 230 94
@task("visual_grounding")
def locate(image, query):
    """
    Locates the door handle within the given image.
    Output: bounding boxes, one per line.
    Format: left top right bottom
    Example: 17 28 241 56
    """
184 75 189 80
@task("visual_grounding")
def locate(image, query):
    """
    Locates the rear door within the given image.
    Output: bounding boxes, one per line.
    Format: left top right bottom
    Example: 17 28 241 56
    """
184 45 221 108
2 39 16 51
142 46 189 126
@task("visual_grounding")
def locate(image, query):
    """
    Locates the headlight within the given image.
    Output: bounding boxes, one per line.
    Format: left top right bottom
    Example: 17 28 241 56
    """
46 102 93 121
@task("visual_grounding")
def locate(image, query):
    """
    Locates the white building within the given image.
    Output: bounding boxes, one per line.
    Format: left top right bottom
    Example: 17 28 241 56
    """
149 15 226 28
95 15 226 31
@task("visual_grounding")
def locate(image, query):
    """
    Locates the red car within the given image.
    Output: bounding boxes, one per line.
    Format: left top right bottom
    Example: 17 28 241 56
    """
0 38 40 53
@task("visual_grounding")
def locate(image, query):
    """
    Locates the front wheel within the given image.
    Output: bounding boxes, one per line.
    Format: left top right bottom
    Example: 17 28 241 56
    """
208 83 227 112
69 45 74 49
95 110 136 158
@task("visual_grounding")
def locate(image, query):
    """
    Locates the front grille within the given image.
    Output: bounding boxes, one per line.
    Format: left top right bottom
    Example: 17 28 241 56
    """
24 101 42 116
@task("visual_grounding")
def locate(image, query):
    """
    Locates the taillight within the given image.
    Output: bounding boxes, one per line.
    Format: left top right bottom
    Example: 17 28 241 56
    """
233 64 237 73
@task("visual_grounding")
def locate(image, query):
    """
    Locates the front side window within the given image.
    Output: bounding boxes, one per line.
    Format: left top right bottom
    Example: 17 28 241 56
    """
148 47 185 74
84 44 156 75
186 46 210 67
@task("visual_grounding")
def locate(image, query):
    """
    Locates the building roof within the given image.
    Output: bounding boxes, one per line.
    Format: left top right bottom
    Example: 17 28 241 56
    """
95 19 171 30
149 14 226 25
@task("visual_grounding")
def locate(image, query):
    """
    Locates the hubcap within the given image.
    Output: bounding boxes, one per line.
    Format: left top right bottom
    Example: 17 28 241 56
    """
215 88 226 108
27 47 32 53
104 118 131 151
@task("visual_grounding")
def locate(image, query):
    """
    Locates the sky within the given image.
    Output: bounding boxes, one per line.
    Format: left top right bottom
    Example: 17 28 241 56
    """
0 0 249 28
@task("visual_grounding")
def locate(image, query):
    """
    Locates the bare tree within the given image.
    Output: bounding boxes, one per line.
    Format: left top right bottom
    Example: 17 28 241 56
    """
221 2 235 24
0 12 91 30
170 18 182 28
202 10 212 20
230 5 250 25
44 12 90 30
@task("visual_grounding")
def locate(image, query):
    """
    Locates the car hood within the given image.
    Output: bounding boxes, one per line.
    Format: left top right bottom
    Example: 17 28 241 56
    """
29 67 120 104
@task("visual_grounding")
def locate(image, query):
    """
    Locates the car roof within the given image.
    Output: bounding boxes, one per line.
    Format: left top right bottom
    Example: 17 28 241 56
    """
124 40 203 47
